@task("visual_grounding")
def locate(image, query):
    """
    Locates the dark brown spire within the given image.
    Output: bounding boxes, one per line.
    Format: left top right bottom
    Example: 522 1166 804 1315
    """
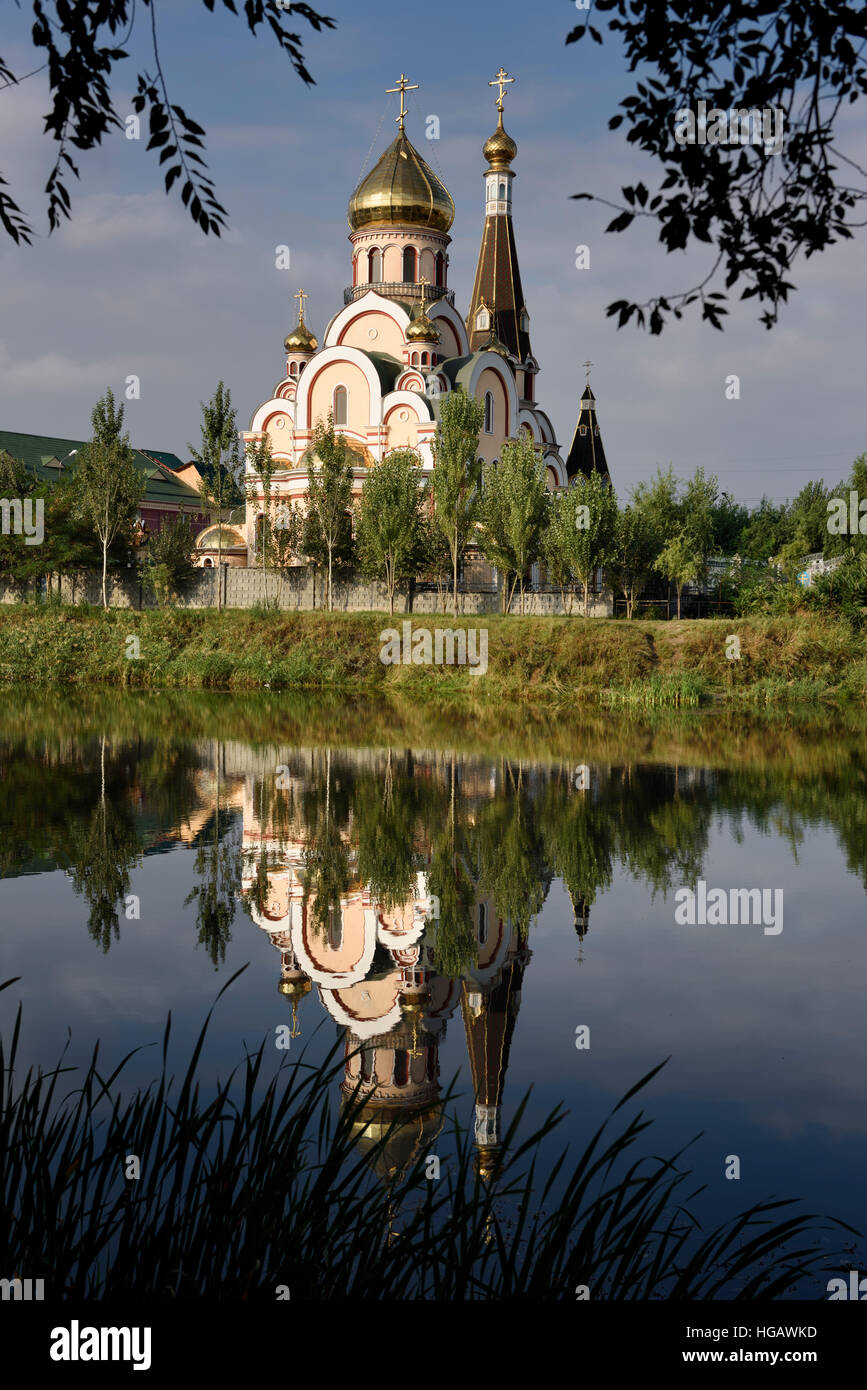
565 384 611 483
467 108 531 361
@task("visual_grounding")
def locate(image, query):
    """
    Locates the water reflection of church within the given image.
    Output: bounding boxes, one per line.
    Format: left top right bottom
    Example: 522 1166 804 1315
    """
240 770 531 1181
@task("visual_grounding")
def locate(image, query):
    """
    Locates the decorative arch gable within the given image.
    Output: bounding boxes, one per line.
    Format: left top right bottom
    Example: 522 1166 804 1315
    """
429 301 469 356
323 291 410 348
294 346 384 429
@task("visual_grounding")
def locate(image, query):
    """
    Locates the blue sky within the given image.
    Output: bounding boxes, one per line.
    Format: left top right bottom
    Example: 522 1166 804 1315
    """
1 0 864 502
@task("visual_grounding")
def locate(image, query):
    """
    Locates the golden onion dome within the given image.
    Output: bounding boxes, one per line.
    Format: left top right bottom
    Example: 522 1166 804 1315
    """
406 309 440 344
348 131 454 233
485 330 511 359
483 113 517 171
284 319 317 354
278 976 312 999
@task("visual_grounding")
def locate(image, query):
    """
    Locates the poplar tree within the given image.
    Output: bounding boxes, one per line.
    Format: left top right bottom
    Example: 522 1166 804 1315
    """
189 381 242 612
430 389 485 618
302 415 354 612
479 434 549 615
356 448 425 616
571 471 619 617
610 504 657 619
657 532 703 619
542 486 584 615
75 389 144 609
245 433 277 607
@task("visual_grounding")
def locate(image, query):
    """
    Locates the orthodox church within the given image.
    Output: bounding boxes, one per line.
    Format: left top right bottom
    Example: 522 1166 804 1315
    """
234 70 611 563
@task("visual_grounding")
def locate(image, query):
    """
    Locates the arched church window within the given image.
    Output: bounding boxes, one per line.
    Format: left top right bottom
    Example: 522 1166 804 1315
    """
499 182 506 199
289 362 298 377
393 1050 409 1086
579 425 587 436
368 248 382 283
476 306 490 332
402 245 416 282
435 251 445 287
411 352 420 366
483 390 494 434
421 352 428 366
334 385 348 425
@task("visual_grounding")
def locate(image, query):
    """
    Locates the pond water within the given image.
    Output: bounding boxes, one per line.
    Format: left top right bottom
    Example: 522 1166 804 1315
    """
1 694 865 1296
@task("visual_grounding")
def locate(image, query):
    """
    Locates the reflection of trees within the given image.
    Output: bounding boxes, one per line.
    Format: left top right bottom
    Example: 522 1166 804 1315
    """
6 714 867 964
474 765 547 936
354 750 425 913
428 762 477 976
185 751 239 969
67 735 141 952
302 750 351 933
538 771 614 917
611 766 710 896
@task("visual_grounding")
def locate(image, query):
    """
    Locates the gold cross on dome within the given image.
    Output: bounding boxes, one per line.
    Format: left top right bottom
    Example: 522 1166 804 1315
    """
386 73 419 130
584 359 593 383
294 287 308 322
489 67 515 113
418 274 429 309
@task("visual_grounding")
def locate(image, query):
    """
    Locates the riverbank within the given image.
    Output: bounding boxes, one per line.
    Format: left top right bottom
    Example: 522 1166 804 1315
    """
0 607 865 705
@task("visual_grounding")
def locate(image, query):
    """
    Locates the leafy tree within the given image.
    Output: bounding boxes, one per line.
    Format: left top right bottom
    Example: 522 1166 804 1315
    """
479 434 549 615
681 467 719 576
631 465 679 547
656 531 703 618
571 471 619 616
417 509 452 614
75 389 145 609
567 2 867 333
189 381 242 612
246 433 278 606
356 448 426 616
0 450 43 593
41 472 109 598
143 512 195 607
542 486 583 614
430 389 486 618
610 503 657 619
302 414 354 612
711 491 750 554
272 498 305 606
787 479 832 556
739 496 792 562
1 1 335 244
631 465 683 612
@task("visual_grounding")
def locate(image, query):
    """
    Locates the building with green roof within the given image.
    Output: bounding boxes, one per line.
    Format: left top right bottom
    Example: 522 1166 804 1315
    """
0 430 207 537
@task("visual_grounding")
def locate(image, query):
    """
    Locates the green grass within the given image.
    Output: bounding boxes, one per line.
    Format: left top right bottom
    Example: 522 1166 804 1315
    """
601 672 710 708
1 972 855 1300
0 607 864 705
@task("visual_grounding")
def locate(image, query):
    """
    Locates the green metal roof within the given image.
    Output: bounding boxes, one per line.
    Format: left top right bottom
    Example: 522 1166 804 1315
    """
0 430 202 509
140 448 187 471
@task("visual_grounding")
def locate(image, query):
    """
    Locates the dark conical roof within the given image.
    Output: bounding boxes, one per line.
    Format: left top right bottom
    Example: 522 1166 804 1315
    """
565 385 610 483
467 218 531 361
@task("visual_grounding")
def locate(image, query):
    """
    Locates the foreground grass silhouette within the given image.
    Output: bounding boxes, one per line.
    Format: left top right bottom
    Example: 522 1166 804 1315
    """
0 971 855 1300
